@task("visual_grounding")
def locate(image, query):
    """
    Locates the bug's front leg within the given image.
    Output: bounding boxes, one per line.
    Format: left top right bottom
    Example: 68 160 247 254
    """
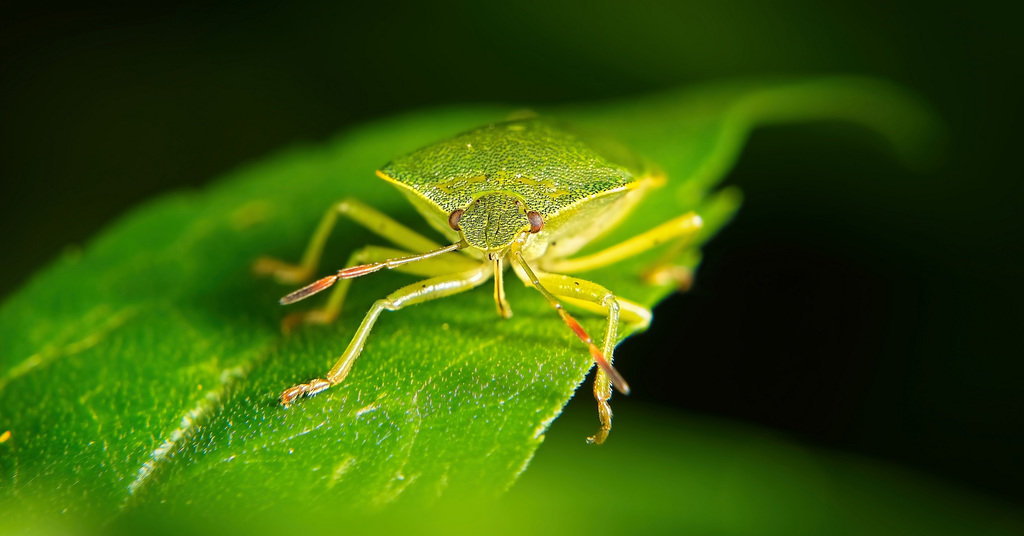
492 256 512 318
280 263 492 406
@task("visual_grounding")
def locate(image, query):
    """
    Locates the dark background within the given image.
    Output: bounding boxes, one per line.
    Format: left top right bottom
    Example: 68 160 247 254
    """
2 1 1020 507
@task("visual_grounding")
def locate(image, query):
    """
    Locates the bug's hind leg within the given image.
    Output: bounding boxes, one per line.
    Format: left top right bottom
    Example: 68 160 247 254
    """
254 197 444 284
280 264 492 406
545 188 742 290
546 211 703 289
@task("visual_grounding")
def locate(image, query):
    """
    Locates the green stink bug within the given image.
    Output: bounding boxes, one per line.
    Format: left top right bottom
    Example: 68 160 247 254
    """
254 118 702 444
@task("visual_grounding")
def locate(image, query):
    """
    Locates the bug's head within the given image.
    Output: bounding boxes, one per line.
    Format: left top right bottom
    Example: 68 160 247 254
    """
448 192 543 253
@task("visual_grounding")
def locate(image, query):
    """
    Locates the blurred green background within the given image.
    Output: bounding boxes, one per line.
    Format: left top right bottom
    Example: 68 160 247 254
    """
1 0 1019 521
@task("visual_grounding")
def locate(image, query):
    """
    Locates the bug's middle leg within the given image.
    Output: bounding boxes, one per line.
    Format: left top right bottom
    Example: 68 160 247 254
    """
512 258 651 444
544 274 652 445
254 197 444 284
280 263 492 406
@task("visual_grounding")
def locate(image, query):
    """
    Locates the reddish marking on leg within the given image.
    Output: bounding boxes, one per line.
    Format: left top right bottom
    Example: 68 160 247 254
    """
280 275 338 305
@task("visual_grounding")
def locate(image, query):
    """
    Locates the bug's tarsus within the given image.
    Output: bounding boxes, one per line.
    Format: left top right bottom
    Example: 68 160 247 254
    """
642 264 694 291
280 378 332 406
586 392 614 445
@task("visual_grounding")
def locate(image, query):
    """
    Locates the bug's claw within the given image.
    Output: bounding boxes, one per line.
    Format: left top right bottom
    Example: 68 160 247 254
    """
587 399 613 445
586 429 610 445
495 299 513 319
253 256 313 285
279 378 332 406
279 385 305 407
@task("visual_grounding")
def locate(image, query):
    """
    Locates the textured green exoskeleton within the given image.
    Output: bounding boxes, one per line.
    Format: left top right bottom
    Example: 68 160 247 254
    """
255 118 704 444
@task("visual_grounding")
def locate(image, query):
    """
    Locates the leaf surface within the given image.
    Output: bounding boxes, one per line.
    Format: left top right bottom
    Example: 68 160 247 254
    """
0 77 940 521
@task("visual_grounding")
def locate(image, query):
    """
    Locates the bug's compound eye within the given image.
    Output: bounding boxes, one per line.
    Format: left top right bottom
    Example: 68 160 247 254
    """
527 211 544 233
448 209 465 231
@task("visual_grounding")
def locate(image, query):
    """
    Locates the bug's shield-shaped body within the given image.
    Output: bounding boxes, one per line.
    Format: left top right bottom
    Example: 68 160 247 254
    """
258 118 703 444
378 120 651 261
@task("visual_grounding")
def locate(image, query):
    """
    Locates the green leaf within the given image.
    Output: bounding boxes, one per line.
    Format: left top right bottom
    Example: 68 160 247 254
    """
1 77 943 524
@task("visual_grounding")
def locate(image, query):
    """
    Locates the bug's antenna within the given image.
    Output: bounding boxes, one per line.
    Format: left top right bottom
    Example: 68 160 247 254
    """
279 242 465 305
279 274 339 305
511 251 630 395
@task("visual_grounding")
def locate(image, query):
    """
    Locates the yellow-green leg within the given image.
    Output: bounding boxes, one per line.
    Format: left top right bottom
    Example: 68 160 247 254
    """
545 211 704 288
524 269 651 445
280 263 492 406
254 197 444 285
493 257 512 318
511 253 649 444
